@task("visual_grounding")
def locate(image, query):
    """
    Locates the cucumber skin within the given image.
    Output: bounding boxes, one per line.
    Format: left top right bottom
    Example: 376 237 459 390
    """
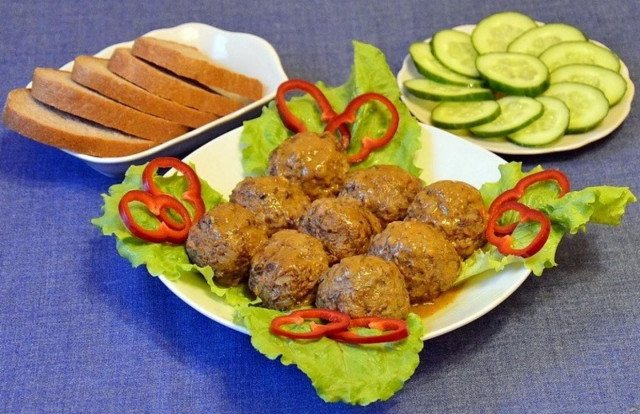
403 79 494 102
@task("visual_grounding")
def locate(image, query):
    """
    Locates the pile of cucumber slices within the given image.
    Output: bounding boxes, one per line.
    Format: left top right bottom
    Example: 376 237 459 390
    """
404 11 629 146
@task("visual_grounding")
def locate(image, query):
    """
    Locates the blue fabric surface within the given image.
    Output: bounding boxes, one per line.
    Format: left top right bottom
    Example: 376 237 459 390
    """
1 0 639 412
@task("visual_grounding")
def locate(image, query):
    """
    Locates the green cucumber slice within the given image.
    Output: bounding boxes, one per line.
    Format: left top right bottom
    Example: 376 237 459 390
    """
409 42 484 87
507 23 587 56
539 40 621 72
403 78 494 101
470 96 543 137
475 52 549 96
542 82 610 133
471 11 538 54
549 64 628 106
431 29 481 78
431 100 501 129
508 96 569 146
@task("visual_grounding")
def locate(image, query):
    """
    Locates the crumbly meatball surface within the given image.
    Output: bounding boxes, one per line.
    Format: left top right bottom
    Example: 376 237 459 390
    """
405 180 487 258
368 221 460 305
230 175 310 236
267 131 349 200
249 230 329 310
339 164 423 226
299 197 382 264
186 203 267 286
315 255 410 319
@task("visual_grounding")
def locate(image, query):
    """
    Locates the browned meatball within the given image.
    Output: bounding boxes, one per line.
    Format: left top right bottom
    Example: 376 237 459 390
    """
267 131 349 200
299 197 382 264
249 230 329 311
368 221 460 305
230 175 310 236
186 203 267 286
316 255 410 319
405 180 488 258
339 164 423 226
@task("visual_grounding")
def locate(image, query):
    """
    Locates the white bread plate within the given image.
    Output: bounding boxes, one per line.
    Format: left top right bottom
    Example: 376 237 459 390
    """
46 23 288 177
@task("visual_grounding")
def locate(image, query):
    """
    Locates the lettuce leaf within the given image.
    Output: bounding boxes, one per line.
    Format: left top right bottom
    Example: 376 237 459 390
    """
457 162 637 282
235 307 424 405
240 41 422 178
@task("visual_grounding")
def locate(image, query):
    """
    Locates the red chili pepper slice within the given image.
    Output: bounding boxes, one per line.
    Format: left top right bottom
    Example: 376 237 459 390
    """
142 157 205 224
275 79 351 148
118 190 192 244
270 309 351 340
488 169 570 235
486 201 551 258
329 316 409 344
324 93 399 164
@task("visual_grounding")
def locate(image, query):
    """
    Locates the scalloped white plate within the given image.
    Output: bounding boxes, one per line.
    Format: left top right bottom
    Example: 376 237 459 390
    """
397 24 634 155
159 123 531 341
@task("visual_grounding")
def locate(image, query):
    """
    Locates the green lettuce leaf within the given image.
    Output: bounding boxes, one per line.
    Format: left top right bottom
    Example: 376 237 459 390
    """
240 41 422 177
235 307 424 405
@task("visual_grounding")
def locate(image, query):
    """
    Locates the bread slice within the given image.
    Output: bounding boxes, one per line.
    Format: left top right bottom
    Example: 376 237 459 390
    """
108 48 244 116
132 37 263 102
71 55 218 129
3 88 155 157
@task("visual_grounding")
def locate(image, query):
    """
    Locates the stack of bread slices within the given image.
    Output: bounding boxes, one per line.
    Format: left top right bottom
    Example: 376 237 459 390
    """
2 36 264 158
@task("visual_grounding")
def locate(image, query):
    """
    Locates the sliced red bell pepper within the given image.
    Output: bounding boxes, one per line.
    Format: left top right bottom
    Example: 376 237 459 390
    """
118 190 192 244
329 316 409 344
270 309 351 340
486 200 551 258
142 157 206 224
324 92 399 164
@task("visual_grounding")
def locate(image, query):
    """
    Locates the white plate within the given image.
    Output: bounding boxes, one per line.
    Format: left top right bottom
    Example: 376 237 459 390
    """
159 123 531 340
397 24 635 155
48 23 288 177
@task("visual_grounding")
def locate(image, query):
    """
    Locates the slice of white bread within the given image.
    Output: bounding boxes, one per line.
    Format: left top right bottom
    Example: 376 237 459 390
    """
71 55 218 129
3 88 154 157
108 48 244 116
132 37 263 102
31 68 189 143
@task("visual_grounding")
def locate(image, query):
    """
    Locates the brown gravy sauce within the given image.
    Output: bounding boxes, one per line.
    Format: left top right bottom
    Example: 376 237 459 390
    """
410 283 464 318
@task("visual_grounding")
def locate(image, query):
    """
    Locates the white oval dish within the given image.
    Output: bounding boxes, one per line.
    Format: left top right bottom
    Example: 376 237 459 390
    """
397 24 635 155
159 123 531 341
48 23 288 177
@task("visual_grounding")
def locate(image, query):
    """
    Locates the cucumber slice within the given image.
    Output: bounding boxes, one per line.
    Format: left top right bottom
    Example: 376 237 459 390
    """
475 52 549 96
508 96 569 146
507 23 587 56
403 78 494 101
549 64 628 106
542 82 610 133
471 11 538 54
409 42 485 87
470 96 543 137
431 100 501 129
431 29 481 78
539 40 621 72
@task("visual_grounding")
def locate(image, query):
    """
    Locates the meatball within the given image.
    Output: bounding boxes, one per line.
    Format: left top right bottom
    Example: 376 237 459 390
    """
186 203 267 286
316 255 410 319
249 230 329 311
368 221 460 305
230 175 310 236
299 197 382 264
267 131 349 200
405 180 488 258
339 164 423 226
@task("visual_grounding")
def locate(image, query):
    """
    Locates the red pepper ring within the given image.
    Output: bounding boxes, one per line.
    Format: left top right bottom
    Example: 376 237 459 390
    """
142 157 206 225
269 309 351 340
324 93 400 164
486 201 551 258
488 169 570 235
275 79 351 148
328 316 409 344
118 190 192 244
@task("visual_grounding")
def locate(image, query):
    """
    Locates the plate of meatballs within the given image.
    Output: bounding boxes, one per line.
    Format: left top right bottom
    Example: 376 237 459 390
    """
161 123 531 340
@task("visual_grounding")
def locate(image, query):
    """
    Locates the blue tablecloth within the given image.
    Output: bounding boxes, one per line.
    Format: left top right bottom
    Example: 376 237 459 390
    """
1 1 638 412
